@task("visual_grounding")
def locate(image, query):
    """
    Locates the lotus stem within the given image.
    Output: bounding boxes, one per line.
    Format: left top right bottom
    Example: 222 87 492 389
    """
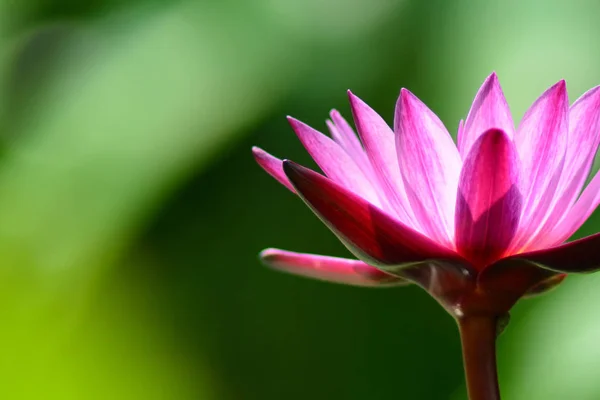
458 314 502 400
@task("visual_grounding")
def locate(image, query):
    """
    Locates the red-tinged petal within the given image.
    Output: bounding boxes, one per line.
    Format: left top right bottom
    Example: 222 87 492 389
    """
508 232 600 273
513 81 568 246
259 248 408 287
348 91 418 228
476 258 563 311
459 72 515 158
395 89 462 246
252 147 296 193
528 86 600 249
287 117 380 206
282 160 467 274
455 129 522 269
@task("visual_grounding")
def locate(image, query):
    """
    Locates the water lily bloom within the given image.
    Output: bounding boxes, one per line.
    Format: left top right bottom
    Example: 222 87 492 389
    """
253 73 600 398
254 72 600 311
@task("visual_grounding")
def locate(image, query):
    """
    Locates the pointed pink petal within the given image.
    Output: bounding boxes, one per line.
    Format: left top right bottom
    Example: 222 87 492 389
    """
455 129 522 269
259 248 409 287
282 160 465 273
287 117 380 206
509 165 564 253
252 147 295 193
524 86 600 249
327 119 343 142
395 89 462 246
543 169 600 247
326 114 374 182
512 80 568 247
459 73 515 158
510 232 600 273
328 109 366 162
327 115 396 214
347 91 417 228
560 86 600 197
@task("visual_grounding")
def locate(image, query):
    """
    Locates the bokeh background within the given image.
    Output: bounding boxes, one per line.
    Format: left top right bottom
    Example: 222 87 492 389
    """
2 0 600 399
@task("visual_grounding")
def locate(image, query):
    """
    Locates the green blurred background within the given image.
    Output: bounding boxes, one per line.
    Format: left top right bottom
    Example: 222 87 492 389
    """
1 0 600 399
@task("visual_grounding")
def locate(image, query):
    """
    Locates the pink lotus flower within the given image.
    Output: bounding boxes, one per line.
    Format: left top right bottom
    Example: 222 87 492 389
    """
253 72 600 315
254 72 600 399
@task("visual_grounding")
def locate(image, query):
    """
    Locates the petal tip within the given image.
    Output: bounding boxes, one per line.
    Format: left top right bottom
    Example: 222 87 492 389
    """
396 88 417 113
347 90 364 107
282 159 305 180
259 247 277 262
252 149 297 193
398 88 420 106
287 116 310 134
541 80 568 108
347 90 357 102
553 79 567 94
485 127 507 137
479 72 501 93
259 248 290 270
477 128 511 148
252 146 267 161
282 159 299 176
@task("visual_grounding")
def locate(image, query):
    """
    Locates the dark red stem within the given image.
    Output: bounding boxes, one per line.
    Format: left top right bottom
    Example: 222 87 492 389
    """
458 315 501 400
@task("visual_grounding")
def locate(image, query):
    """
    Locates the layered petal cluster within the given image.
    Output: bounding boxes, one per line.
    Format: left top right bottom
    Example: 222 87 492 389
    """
253 73 600 305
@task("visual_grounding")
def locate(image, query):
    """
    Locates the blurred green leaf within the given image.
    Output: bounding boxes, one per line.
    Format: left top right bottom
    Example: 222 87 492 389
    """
0 2 297 398
0 1 295 280
500 274 600 399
